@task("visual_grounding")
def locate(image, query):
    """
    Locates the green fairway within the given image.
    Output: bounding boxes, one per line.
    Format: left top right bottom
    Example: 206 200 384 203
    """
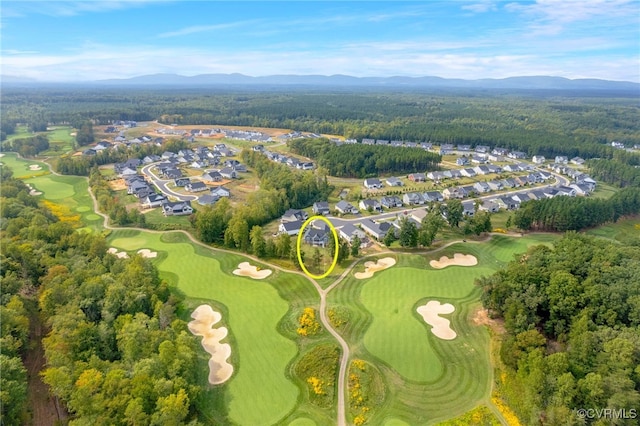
328 234 561 424
108 230 319 425
44 126 76 154
0 154 102 231
0 152 50 178
585 216 640 241
360 264 495 382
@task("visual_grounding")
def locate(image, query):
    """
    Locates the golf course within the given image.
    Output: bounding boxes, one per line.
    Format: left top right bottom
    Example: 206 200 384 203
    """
10 151 634 425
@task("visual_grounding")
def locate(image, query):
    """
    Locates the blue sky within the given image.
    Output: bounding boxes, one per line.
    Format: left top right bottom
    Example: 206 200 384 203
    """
1 0 639 82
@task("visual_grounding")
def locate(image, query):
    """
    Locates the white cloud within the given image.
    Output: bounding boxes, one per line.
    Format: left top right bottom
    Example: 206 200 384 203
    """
157 20 262 38
2 42 637 82
2 0 173 17
461 1 499 13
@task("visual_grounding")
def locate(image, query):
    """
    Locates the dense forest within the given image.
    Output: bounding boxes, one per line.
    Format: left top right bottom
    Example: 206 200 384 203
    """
0 167 205 424
513 187 640 232
2 88 639 159
477 233 640 424
287 138 441 177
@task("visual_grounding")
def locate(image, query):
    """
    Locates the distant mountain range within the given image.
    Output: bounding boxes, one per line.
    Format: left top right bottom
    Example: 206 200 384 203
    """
3 73 639 91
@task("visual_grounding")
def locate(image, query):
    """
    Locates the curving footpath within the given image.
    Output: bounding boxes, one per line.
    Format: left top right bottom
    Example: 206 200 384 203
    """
43 156 515 426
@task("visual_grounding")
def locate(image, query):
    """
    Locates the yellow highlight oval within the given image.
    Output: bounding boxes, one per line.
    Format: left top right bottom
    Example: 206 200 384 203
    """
296 215 340 280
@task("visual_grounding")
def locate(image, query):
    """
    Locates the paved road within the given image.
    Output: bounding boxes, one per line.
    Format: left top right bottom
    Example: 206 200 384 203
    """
140 163 197 202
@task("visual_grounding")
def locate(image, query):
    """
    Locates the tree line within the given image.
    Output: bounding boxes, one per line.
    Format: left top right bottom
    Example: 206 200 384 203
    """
477 233 640 423
2 134 50 157
0 166 205 424
287 138 441 178
513 187 640 232
2 88 638 159
587 158 640 188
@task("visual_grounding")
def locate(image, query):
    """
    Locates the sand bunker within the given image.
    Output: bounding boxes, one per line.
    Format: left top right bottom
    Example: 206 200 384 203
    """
107 247 129 259
188 305 233 385
137 249 158 258
233 262 272 279
354 257 396 279
416 301 457 340
429 253 477 269
28 164 42 171
25 183 42 196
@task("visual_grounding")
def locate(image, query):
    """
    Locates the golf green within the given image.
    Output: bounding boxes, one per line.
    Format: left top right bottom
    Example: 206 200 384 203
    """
359 265 493 382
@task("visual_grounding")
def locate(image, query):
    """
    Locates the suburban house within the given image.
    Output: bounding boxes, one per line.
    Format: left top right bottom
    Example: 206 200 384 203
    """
364 178 383 189
456 157 469 166
281 209 309 223
163 168 183 180
462 202 476 216
427 171 447 181
339 223 367 244
303 227 330 247
532 155 546 164
570 183 593 195
479 200 500 213
423 191 444 203
312 201 330 216
381 196 403 208
360 219 392 240
411 209 428 223
555 156 569 164
141 193 167 208
570 157 585 165
359 199 382 212
487 181 503 191
210 186 230 198
403 192 425 206
335 200 358 215
460 168 477 178
496 197 518 210
408 173 426 182
185 181 208 192
174 177 191 187
197 195 220 206
475 145 491 153
385 177 403 187
473 182 491 193
443 187 462 199
219 167 237 179
162 201 193 216
507 151 527 160
279 220 303 236
201 171 222 182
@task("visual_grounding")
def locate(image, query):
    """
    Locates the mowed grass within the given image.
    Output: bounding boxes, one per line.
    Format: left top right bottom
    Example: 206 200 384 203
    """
2 154 103 231
585 216 640 241
43 126 76 155
108 230 319 426
0 152 50 178
328 234 561 424
359 264 495 383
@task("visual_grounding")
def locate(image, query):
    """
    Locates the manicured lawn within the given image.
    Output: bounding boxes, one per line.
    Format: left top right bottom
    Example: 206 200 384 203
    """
0 152 50 178
108 230 319 426
585 216 640 240
43 126 76 155
359 264 494 382
327 234 560 424
1 154 102 231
